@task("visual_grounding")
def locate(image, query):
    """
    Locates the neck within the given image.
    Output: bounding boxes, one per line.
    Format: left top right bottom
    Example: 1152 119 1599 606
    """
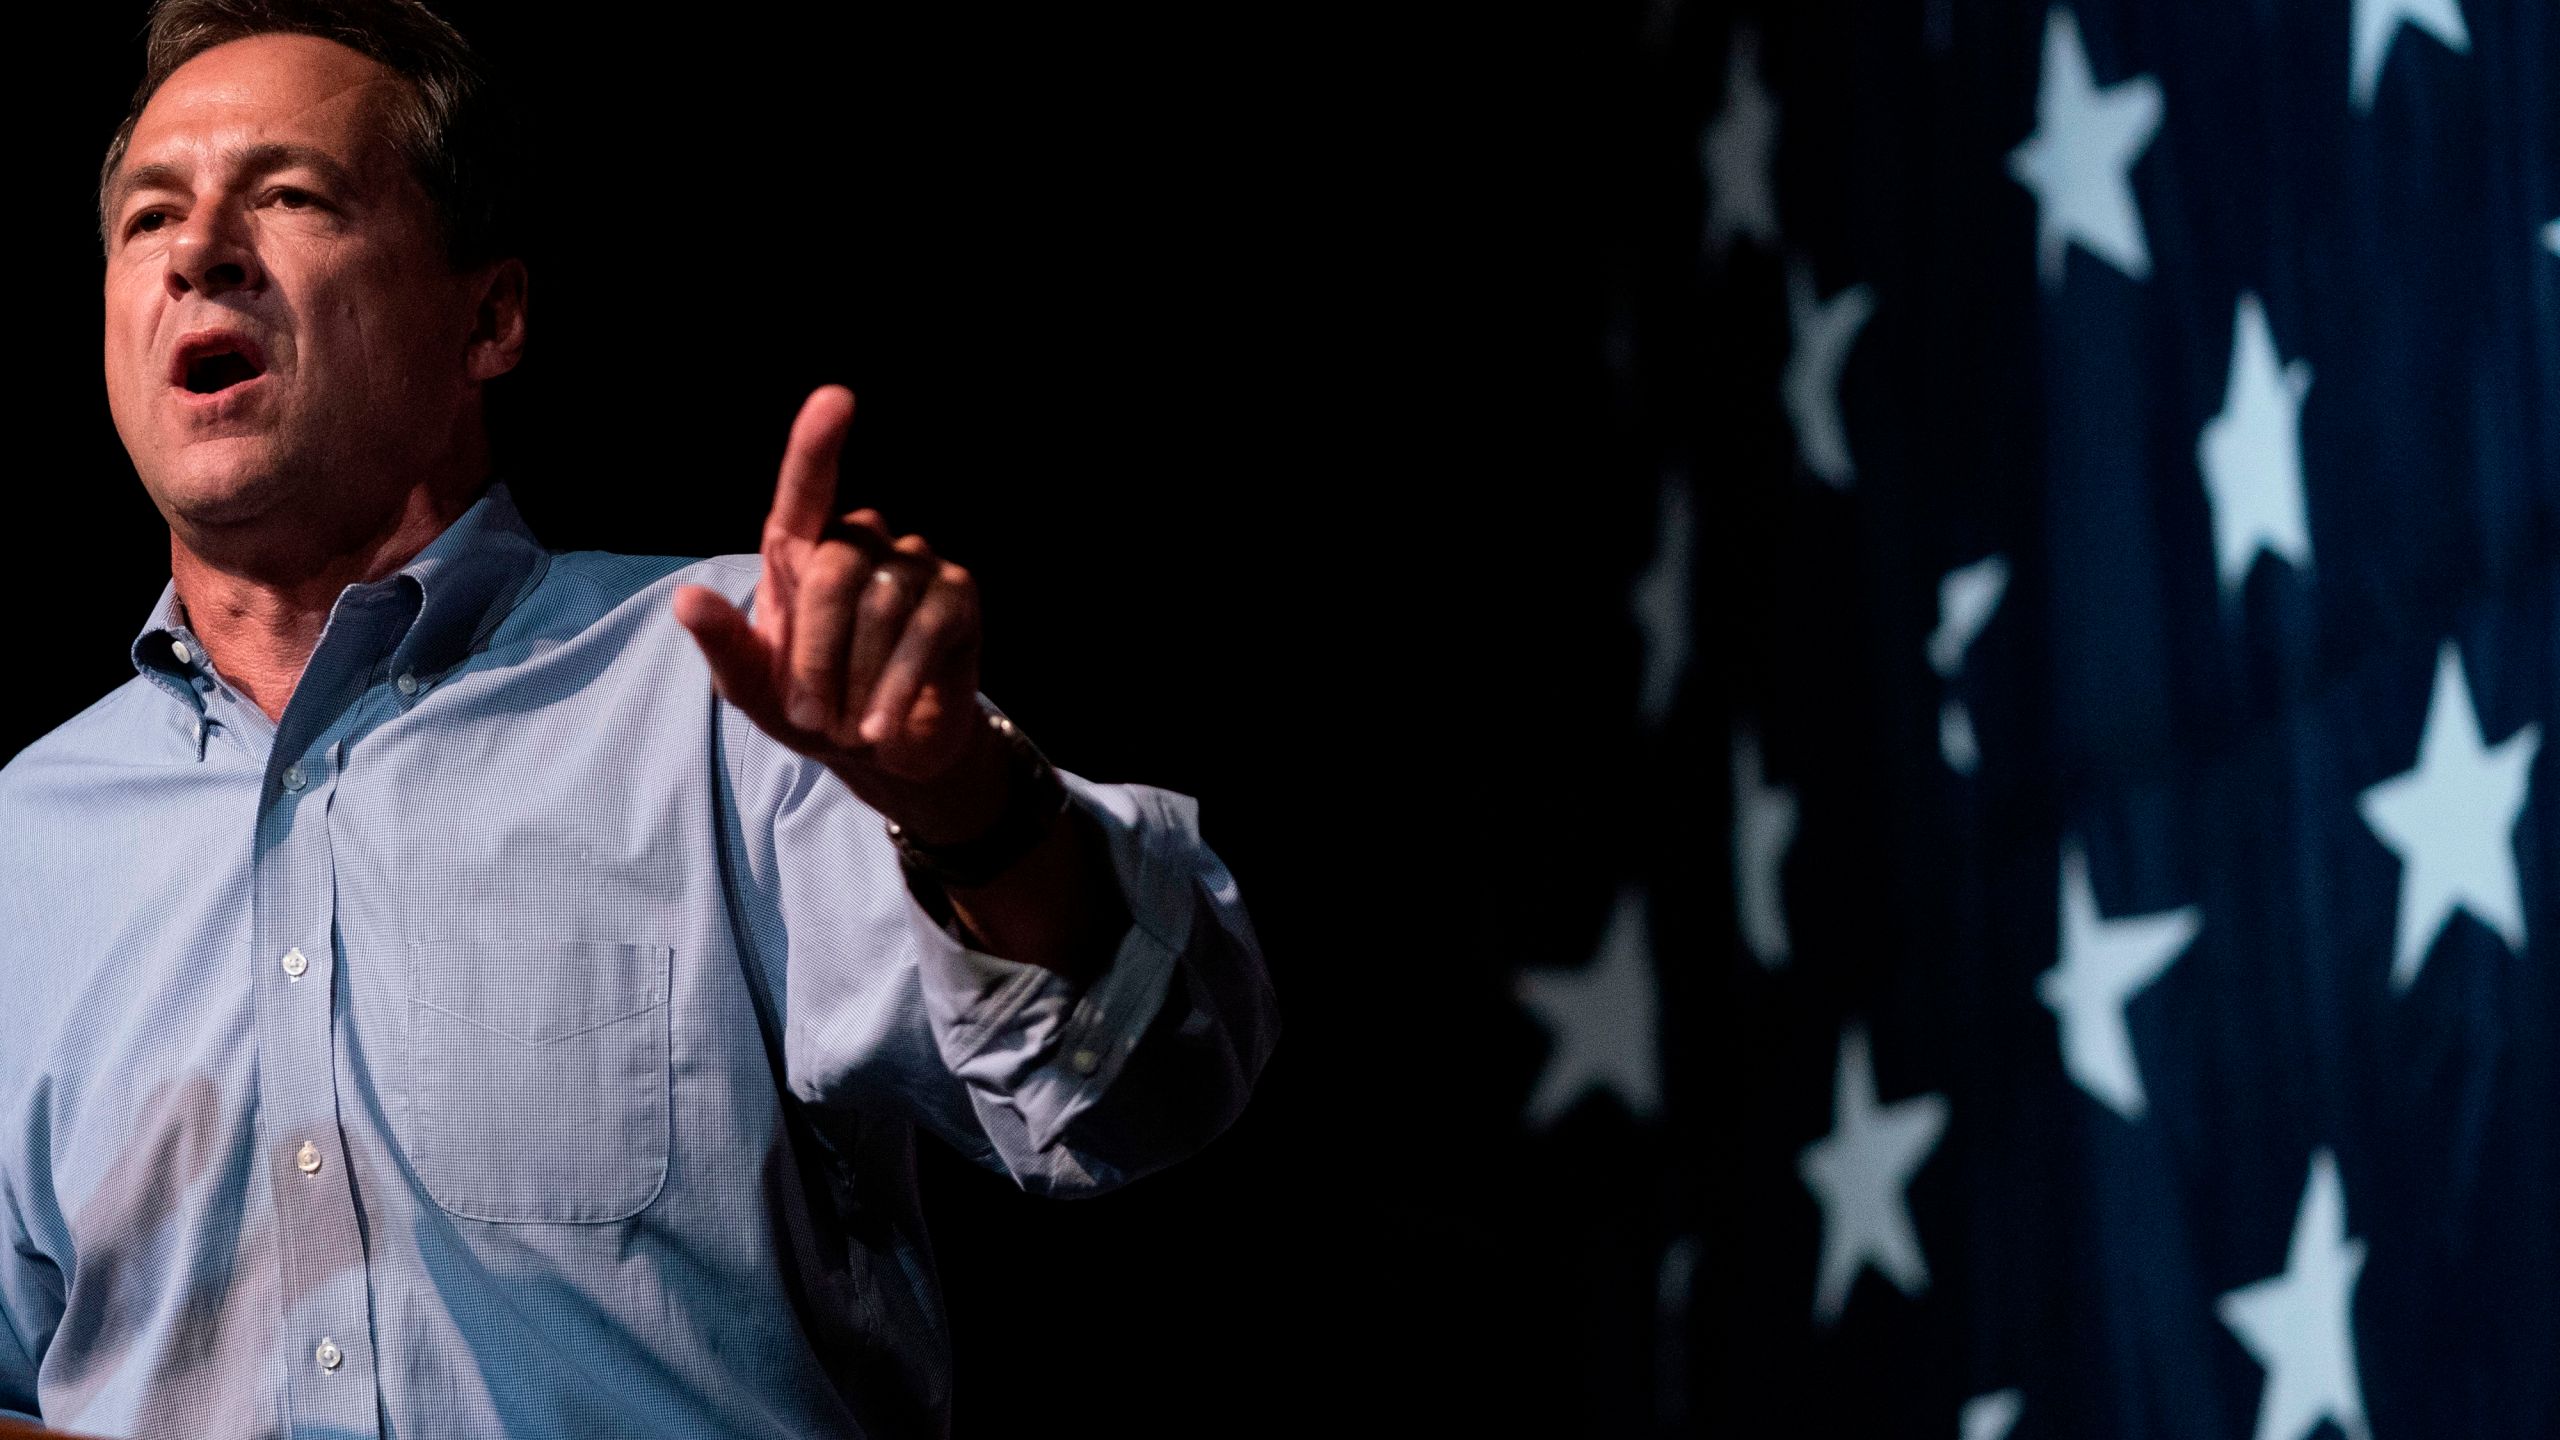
169 479 481 723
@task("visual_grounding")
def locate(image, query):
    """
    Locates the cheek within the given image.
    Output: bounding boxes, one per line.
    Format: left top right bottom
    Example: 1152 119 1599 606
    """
101 293 140 379
102 286 149 383
353 285 466 392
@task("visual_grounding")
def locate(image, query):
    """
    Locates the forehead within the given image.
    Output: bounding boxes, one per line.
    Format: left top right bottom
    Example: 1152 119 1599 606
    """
123 32 408 176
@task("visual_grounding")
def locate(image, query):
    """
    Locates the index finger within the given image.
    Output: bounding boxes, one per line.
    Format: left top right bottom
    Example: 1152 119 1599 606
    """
765 385 857 543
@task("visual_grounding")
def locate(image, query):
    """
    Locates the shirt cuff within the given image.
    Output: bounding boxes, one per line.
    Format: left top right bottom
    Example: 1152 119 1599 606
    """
905 774 1200 1152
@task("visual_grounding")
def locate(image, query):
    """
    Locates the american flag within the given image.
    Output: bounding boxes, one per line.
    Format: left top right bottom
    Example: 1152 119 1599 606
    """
1501 1 2558 1434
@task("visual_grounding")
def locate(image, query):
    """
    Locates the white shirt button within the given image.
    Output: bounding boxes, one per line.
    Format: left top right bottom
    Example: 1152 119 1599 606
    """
1070 1047 1101 1075
280 763 306 793
280 947 308 979
170 639 194 665
315 1338 342 1372
296 1141 323 1175
394 671 419 697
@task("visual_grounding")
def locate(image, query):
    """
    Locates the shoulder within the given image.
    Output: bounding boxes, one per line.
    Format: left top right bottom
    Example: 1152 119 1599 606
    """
2 677 175 795
512 550 757 627
533 550 758 611
0 681 176 1011
485 550 758 660
432 552 766 743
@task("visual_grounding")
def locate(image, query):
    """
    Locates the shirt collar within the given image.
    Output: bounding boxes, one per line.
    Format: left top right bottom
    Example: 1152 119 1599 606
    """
129 481 552 702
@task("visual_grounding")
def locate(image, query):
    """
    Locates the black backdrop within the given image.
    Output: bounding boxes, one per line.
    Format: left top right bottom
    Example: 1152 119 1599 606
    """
12 3 1614 1434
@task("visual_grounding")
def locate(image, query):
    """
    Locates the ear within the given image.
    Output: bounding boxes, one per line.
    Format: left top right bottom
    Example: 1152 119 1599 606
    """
463 257 530 383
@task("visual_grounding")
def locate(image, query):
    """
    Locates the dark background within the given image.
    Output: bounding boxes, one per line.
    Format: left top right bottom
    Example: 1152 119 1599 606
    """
14 3 1636 1434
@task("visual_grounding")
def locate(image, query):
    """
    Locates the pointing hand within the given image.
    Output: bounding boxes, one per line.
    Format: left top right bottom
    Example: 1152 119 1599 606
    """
672 387 991 806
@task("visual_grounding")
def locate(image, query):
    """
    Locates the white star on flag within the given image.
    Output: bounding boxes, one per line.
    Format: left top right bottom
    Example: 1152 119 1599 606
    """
1732 727 1798 969
2355 642 2542 991
1784 261 1875 487
1701 27 1780 258
1929 556 2010 680
1800 1024 1948 1324
1518 884 1660 1126
1931 555 2009 774
2038 841 2201 1121
2008 7 2163 287
2199 294 2315 599
2350 0 2470 112
2216 1150 2370 1440
1961 1390 2024 1440
1632 470 1693 728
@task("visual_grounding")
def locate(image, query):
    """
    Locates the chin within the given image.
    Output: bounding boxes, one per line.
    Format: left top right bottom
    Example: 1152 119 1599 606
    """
145 439 304 533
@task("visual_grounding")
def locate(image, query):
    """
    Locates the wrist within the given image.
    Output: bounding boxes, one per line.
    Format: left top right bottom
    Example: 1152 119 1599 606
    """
878 701 1071 889
860 710 1011 848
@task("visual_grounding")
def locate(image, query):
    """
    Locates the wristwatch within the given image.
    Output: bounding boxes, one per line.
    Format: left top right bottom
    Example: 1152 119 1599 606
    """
882 700 1071 889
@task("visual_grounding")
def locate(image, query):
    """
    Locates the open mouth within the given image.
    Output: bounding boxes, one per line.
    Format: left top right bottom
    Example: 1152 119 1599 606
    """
170 331 269 397
186 352 261 393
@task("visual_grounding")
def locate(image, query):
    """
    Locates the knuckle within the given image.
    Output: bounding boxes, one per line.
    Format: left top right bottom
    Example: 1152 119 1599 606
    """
830 513 888 546
858 578 908 620
796 551 847 597
819 543 869 585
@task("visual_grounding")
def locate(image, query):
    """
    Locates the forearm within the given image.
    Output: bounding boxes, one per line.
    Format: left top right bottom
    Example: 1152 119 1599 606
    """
918 779 1280 1193
941 802 1129 984
840 703 1127 983
758 752 1280 1197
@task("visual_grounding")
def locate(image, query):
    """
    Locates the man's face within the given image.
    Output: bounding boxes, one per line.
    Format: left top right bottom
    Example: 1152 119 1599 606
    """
103 33 483 538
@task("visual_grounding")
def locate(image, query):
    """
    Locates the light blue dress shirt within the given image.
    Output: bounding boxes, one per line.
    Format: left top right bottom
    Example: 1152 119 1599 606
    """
0 485 1278 1439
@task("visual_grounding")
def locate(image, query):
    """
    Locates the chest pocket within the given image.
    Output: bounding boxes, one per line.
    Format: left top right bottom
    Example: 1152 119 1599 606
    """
400 939 673 1223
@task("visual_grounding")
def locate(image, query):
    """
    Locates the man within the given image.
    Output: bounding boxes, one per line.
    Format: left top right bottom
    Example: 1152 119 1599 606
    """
0 2 1278 1436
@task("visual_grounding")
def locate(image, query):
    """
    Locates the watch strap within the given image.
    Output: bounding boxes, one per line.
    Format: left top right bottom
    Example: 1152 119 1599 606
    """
883 703 1070 889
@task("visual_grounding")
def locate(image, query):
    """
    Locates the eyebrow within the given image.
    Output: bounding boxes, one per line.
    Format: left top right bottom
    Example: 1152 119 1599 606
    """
105 142 365 223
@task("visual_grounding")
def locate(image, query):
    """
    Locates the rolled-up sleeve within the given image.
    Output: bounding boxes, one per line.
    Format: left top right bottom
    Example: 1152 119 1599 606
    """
905 772 1278 1187
715 697 1278 1197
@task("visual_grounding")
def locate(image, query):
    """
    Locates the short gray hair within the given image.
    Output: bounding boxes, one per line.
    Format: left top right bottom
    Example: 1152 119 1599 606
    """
97 0 521 268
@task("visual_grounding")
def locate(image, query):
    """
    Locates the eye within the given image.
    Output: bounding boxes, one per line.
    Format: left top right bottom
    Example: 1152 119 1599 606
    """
269 187 317 210
125 209 173 239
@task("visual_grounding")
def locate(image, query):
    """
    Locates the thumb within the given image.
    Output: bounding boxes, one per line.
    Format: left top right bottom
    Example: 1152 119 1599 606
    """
673 584 787 729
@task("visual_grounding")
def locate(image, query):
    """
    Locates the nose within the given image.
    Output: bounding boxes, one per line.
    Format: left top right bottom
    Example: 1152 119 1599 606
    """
165 204 263 299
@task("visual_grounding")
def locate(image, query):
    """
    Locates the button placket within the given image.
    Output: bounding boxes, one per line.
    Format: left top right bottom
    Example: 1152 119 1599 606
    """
249 683 380 1432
